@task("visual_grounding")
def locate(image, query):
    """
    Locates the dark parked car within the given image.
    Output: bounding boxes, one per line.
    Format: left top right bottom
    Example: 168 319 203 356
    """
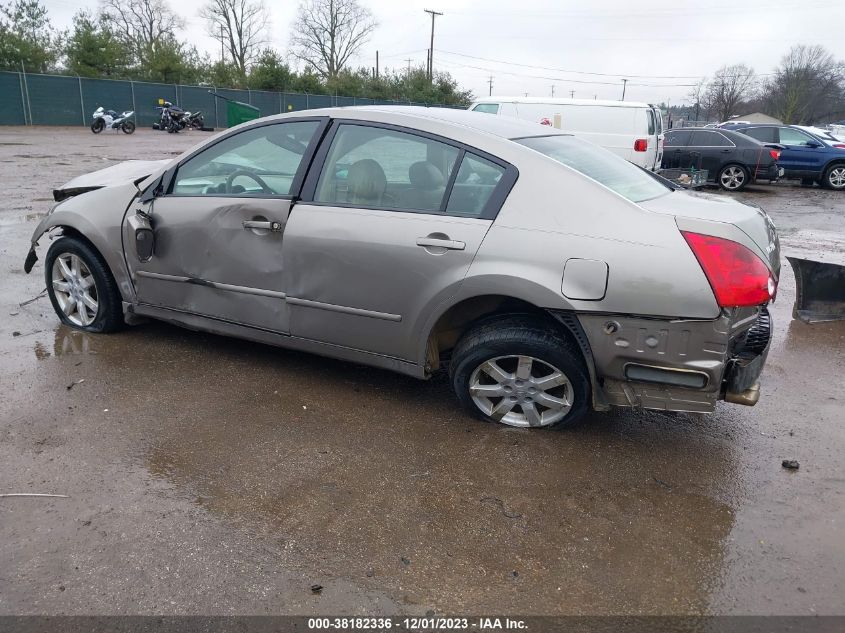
722 123 845 190
662 127 780 191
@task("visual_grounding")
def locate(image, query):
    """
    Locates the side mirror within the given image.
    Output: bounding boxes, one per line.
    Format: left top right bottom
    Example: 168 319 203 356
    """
127 213 154 262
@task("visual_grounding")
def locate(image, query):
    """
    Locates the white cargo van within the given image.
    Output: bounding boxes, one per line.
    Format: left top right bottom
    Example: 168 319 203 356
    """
469 97 664 170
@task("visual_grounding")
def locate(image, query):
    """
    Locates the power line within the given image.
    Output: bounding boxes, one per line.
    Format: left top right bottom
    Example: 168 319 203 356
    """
434 58 700 87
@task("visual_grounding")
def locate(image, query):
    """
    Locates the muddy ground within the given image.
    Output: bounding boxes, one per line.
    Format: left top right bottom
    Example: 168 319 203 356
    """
0 127 843 616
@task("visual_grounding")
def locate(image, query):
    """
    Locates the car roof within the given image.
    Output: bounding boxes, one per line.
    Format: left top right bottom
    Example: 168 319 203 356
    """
667 127 764 145
472 96 654 109
259 105 570 141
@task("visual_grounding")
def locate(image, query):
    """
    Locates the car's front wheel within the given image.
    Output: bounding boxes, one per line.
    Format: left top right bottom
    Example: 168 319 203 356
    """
718 164 749 191
823 164 845 190
45 237 123 333
449 316 590 428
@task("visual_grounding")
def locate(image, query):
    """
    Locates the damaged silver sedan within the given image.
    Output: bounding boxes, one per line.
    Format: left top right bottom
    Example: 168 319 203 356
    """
24 107 779 428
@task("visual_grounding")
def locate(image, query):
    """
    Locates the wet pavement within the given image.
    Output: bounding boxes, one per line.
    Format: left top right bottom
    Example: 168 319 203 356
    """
0 127 843 615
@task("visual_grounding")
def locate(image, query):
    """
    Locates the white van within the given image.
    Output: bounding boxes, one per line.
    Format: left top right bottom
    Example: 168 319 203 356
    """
468 97 664 170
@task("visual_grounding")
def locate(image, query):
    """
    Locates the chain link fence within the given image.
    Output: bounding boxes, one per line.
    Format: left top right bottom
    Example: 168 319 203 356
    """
0 71 462 128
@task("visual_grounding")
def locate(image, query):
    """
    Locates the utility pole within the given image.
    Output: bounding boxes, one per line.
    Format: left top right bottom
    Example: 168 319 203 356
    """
570 90 575 99
219 25 225 63
405 58 412 77
375 50 379 78
487 76 494 96
621 78 628 101
550 84 555 97
424 9 443 80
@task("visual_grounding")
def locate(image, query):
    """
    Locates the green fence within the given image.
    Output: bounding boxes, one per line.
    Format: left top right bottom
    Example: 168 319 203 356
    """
0 71 462 128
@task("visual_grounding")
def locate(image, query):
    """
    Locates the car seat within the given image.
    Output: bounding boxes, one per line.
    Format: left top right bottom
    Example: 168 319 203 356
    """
399 161 446 211
347 159 387 206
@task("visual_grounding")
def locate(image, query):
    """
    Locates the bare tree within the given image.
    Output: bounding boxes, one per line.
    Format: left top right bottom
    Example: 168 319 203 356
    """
762 45 845 124
291 0 376 80
200 0 267 75
687 78 708 123
100 0 183 66
705 64 756 122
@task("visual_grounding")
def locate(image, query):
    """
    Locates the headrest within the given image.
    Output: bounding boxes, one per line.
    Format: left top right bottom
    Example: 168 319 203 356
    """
408 161 445 190
347 159 387 200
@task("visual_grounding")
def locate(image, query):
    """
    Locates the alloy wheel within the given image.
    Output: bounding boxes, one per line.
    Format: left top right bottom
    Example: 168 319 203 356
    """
469 355 574 427
828 166 845 189
720 166 746 190
51 253 99 327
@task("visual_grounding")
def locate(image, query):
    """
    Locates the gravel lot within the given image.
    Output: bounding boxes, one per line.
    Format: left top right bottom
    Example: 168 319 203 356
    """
0 126 843 616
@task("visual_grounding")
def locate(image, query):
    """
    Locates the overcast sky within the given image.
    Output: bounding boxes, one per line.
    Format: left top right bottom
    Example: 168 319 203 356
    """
40 0 845 104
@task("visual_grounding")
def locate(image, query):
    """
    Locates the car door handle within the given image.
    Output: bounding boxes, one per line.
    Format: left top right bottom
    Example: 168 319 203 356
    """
243 220 282 232
416 237 466 250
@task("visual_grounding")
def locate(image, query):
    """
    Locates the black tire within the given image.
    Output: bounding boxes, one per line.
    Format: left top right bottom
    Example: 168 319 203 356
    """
121 120 136 134
822 163 845 190
449 315 590 429
717 164 749 191
90 119 105 134
44 237 124 333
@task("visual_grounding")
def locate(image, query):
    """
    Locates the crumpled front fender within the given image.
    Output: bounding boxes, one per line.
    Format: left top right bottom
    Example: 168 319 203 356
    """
23 183 139 303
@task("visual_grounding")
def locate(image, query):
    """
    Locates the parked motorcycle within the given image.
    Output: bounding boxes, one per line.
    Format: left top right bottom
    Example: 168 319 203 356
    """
91 107 136 134
184 110 205 130
154 101 205 132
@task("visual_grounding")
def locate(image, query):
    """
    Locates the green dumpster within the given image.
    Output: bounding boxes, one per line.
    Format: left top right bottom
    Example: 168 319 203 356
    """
226 100 260 127
209 91 260 127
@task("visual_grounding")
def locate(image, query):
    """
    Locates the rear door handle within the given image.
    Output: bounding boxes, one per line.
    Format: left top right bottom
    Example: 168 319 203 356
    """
416 237 466 250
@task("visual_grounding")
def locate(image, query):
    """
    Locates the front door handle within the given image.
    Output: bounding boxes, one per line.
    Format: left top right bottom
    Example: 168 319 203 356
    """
416 237 466 250
243 220 283 232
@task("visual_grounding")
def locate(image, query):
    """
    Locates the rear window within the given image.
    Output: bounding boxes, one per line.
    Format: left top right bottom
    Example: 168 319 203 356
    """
516 135 671 203
473 103 500 114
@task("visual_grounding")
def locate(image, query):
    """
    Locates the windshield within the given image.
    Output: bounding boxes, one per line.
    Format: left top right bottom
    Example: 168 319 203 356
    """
515 135 671 203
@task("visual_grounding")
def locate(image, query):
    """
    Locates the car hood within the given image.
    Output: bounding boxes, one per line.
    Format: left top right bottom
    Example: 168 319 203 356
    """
53 159 170 202
639 189 780 275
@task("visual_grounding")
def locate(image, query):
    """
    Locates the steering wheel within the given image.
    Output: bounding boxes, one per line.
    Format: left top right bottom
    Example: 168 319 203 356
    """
225 169 273 194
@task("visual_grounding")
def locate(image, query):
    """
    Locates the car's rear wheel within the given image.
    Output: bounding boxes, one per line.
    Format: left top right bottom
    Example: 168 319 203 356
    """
449 316 590 429
45 237 123 333
823 164 845 190
718 164 748 191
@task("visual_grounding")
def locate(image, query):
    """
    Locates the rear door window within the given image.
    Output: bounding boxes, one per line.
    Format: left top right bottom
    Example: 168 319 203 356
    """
743 127 777 144
313 124 459 213
472 103 500 114
647 110 656 135
690 131 733 146
664 130 692 146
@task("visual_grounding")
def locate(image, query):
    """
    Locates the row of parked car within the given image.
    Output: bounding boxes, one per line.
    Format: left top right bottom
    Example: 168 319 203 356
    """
468 96 845 192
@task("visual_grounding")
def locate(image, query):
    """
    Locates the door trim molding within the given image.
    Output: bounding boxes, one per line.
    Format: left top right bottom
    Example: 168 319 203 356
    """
136 270 287 299
286 296 402 322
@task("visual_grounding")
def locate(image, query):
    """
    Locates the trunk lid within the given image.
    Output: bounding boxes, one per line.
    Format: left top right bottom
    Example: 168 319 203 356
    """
640 189 780 276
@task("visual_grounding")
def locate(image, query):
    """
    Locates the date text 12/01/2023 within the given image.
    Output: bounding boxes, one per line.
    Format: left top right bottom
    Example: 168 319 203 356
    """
307 617 528 630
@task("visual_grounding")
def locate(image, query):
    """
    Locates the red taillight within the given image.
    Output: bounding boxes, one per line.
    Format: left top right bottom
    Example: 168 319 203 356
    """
681 231 775 307
769 149 780 160
833 143 845 148
634 139 648 152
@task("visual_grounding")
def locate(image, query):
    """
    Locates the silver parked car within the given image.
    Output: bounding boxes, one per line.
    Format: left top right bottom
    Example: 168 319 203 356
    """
24 107 779 428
